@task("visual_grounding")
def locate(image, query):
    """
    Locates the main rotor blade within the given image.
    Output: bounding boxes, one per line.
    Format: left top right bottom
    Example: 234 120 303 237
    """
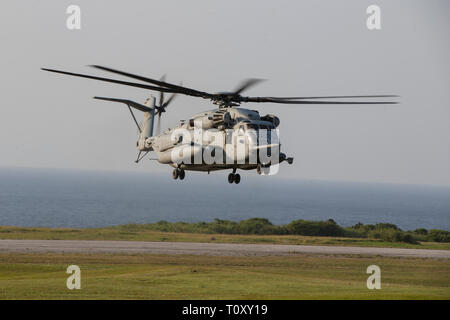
264 95 399 100
43 67 399 106
90 65 212 98
233 78 265 95
41 68 181 94
243 97 398 104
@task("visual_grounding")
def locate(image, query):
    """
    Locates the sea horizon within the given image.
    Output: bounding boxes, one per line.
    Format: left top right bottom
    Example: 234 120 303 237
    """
0 166 449 231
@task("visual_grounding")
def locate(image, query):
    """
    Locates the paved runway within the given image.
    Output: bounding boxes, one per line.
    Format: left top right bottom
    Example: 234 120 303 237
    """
0 239 449 259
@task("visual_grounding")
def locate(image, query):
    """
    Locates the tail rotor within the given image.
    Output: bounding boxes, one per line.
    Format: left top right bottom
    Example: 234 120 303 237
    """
155 75 177 135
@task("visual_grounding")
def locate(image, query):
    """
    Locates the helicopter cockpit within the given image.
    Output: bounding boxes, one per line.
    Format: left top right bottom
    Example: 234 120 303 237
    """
232 121 278 148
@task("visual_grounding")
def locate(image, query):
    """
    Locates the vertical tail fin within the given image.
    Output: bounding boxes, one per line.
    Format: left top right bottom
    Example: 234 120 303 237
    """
93 96 156 151
142 96 156 138
137 96 156 150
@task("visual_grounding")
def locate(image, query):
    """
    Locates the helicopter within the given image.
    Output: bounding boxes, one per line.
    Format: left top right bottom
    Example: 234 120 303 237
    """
41 65 398 184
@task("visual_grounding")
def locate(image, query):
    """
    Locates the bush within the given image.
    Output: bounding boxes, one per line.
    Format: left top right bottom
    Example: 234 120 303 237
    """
208 219 239 234
118 218 449 244
368 228 418 244
427 230 450 242
342 227 366 238
288 219 345 237
375 223 401 231
238 218 275 235
400 233 419 244
154 220 170 232
414 228 428 235
350 223 376 235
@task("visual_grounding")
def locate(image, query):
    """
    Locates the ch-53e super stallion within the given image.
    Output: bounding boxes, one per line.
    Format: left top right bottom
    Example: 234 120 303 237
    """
41 65 397 184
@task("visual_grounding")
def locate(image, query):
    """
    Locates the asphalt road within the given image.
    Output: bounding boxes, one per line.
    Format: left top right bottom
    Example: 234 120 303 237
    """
0 239 449 259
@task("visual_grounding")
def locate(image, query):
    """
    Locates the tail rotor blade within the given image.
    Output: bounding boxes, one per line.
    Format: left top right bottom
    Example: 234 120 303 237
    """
156 113 161 135
162 92 177 108
162 82 180 108
159 75 166 107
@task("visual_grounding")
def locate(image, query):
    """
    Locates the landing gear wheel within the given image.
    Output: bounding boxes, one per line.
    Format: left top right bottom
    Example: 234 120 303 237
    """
172 169 179 180
257 164 270 175
179 169 185 180
234 174 241 184
228 173 234 184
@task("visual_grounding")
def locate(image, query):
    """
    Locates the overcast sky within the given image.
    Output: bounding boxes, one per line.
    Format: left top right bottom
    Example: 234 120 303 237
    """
0 0 449 185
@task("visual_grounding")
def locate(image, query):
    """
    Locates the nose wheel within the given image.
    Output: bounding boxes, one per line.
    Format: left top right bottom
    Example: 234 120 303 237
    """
257 164 270 175
173 168 185 180
228 172 241 184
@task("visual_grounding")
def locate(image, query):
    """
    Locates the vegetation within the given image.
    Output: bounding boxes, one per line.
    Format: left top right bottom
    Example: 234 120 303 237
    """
349 222 450 244
1 218 449 248
0 252 448 299
116 218 450 245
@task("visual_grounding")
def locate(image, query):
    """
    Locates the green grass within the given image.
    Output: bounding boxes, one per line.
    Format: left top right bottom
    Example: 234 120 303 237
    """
0 253 448 299
1 225 449 250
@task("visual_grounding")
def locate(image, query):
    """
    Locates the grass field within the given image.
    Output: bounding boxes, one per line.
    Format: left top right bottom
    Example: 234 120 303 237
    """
1 225 449 250
1 226 448 299
0 252 448 299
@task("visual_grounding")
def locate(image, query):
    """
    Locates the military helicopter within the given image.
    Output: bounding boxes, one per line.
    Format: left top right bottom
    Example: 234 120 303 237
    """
41 66 398 184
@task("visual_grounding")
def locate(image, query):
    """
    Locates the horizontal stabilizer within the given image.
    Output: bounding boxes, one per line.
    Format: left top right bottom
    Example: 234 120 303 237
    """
93 96 153 113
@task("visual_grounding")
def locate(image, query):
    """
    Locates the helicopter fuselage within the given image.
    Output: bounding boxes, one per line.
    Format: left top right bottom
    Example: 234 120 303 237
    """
143 107 291 174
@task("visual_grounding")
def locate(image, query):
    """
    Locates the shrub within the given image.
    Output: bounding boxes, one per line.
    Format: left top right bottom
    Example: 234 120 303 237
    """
238 218 275 235
350 223 376 234
375 223 400 230
118 218 448 244
400 233 419 244
427 230 450 242
288 219 345 237
414 228 428 235
368 228 418 244
208 219 239 234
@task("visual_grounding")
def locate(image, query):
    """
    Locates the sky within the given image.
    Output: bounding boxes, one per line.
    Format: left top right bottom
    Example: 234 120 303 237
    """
0 0 449 185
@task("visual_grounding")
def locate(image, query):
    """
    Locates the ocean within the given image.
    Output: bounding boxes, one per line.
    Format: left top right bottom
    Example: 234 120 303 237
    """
0 167 449 231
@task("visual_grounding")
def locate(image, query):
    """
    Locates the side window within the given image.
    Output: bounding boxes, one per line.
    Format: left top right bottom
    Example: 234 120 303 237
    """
226 130 233 144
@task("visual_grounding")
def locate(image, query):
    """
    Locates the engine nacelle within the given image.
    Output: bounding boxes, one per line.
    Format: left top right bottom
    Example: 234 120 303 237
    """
157 144 203 164
152 132 183 152
261 114 280 128
190 110 232 130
